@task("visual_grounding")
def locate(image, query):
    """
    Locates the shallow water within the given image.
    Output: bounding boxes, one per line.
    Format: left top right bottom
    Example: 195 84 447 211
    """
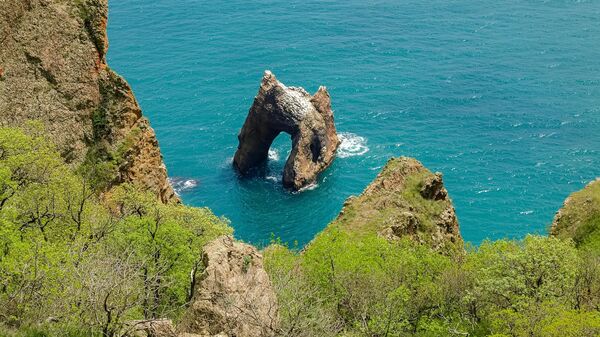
107 0 600 247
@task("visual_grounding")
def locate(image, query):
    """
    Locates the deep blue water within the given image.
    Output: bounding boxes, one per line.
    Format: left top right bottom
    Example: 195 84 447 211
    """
107 0 600 247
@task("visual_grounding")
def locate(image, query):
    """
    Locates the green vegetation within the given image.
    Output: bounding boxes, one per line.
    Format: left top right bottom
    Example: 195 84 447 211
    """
0 126 231 336
1 125 599 337
551 179 600 253
264 157 600 336
265 233 600 337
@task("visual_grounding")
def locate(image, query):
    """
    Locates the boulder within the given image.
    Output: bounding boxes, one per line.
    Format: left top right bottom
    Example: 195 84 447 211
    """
233 71 340 190
178 236 279 337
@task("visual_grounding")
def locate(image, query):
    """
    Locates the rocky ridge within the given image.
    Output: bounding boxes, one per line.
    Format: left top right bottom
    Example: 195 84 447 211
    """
178 236 279 337
330 156 463 254
0 0 177 203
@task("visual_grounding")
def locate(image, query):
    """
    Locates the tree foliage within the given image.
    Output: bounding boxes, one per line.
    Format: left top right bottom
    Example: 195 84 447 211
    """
1 124 599 337
0 126 231 336
265 230 600 337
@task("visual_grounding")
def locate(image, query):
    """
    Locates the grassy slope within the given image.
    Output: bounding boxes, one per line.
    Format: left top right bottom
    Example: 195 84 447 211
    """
552 179 600 252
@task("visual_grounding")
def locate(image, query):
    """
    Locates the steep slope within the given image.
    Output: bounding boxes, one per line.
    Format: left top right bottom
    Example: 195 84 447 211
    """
0 0 177 203
328 156 463 254
551 178 600 252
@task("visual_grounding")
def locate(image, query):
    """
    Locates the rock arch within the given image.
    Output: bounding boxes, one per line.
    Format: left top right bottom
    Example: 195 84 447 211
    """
233 71 340 190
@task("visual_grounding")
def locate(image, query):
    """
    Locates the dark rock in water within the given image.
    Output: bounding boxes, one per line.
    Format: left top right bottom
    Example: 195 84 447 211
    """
233 71 340 190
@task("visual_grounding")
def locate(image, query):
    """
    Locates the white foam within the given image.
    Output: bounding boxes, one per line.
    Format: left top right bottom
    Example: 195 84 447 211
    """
221 156 234 168
169 177 199 194
183 180 197 189
268 149 280 161
295 182 319 193
520 210 534 215
337 132 369 158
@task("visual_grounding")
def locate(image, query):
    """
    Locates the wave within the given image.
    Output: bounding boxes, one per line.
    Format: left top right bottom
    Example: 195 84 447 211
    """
169 177 199 194
337 132 369 158
265 175 281 183
294 182 319 193
268 149 280 161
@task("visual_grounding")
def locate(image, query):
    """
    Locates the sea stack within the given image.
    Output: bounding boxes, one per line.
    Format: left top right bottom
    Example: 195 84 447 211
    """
233 71 340 190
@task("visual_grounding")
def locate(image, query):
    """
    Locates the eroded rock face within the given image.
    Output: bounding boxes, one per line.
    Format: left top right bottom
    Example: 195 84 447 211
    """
0 0 177 203
178 236 279 337
233 71 340 190
420 173 448 201
332 157 463 254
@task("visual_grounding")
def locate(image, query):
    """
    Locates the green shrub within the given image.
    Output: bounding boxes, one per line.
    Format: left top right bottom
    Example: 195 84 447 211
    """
0 126 231 336
265 232 600 337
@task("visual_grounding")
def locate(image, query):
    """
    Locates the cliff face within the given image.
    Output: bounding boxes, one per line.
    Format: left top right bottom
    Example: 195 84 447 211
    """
551 178 600 251
0 0 177 203
330 157 463 254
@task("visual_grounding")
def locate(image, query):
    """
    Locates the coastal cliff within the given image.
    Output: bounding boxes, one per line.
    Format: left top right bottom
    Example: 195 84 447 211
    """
2 2 600 336
551 178 600 251
0 0 177 203
328 156 463 254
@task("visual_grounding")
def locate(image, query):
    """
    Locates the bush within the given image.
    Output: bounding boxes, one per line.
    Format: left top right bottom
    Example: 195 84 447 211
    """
0 126 231 336
265 233 600 337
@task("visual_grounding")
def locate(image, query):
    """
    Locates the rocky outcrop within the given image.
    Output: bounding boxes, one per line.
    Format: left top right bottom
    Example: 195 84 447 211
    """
178 236 279 337
233 71 340 190
127 319 178 337
332 157 463 254
0 0 177 203
551 178 600 249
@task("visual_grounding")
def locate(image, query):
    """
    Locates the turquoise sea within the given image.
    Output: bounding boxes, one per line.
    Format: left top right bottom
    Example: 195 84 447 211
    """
107 0 600 247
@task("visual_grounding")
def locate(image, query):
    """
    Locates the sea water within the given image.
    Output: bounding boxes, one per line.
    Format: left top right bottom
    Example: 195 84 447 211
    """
107 0 600 247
